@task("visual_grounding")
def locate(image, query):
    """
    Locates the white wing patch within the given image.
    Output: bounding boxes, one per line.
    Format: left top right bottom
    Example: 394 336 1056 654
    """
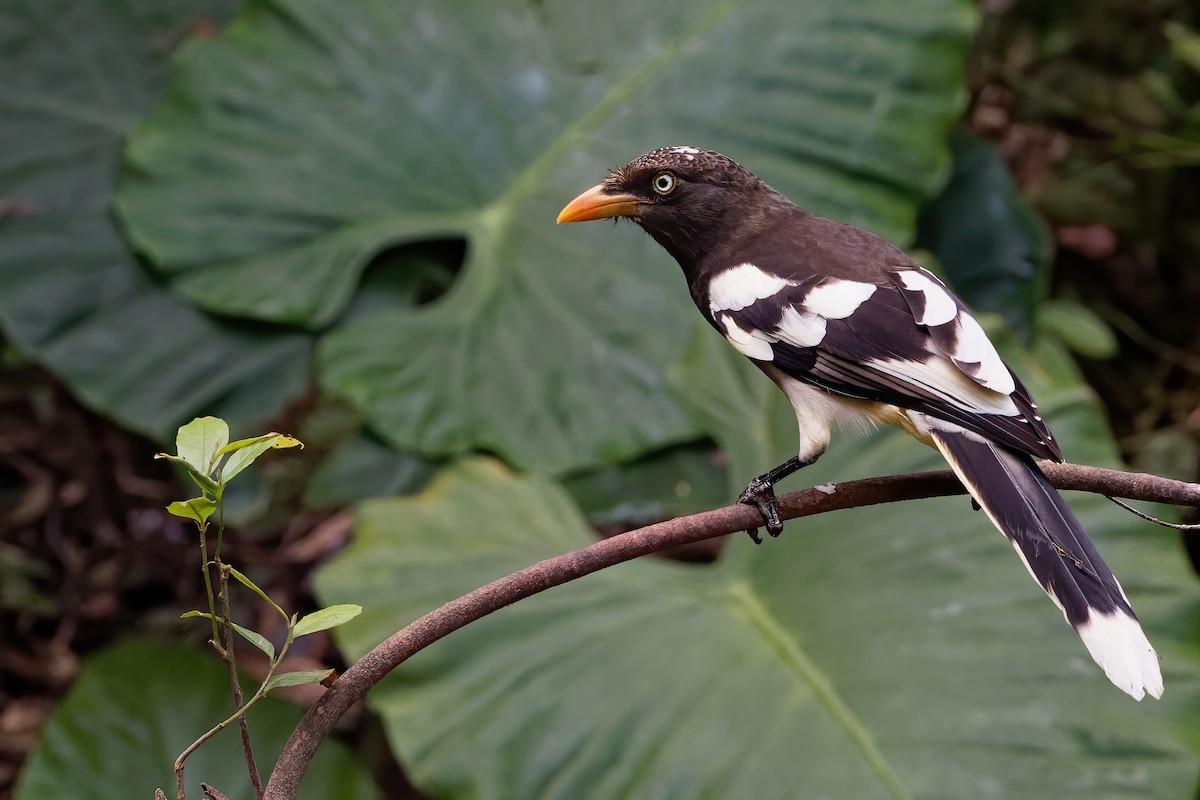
669 146 701 155
896 269 1016 397
776 305 826 347
866 356 1018 416
720 314 775 360
947 314 1015 395
897 270 957 326
709 263 794 314
711 273 875 353
947 313 990 363
801 279 877 320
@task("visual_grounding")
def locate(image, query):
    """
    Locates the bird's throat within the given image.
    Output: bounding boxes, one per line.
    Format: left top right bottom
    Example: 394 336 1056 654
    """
637 198 772 279
637 221 721 272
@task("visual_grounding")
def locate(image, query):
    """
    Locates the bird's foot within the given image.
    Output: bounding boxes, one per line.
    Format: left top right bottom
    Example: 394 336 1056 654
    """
738 478 784 542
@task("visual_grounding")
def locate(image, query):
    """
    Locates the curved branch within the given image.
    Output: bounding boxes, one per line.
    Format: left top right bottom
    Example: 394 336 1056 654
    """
263 463 1200 799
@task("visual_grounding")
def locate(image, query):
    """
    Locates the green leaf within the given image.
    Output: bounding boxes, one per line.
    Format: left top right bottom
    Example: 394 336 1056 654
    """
293 604 362 638
669 322 801 490
217 431 304 483
915 130 1053 338
166 497 218 528
181 611 277 660
563 441 729 526
0 0 311 443
234 627 276 660
177 416 230 476
118 0 974 474
316 377 1200 799
1037 298 1120 360
303 433 434 509
265 669 335 692
154 454 222 498
227 566 288 623
12 639 378 800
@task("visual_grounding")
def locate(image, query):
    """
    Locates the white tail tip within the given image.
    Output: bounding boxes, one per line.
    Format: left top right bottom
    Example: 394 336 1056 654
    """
1076 611 1163 700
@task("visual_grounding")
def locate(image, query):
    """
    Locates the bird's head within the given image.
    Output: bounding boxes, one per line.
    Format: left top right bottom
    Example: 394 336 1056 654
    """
557 147 773 266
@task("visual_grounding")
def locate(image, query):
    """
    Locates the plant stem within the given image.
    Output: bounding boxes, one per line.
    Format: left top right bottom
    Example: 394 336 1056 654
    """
182 519 219 800
197 525 220 655
174 684 272 799
218 563 263 799
175 592 297 799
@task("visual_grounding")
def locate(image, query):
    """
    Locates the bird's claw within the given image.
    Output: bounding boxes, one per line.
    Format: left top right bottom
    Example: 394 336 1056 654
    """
739 478 784 541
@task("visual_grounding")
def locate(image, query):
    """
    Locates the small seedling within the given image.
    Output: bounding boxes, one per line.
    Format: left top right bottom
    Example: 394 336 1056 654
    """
157 417 361 800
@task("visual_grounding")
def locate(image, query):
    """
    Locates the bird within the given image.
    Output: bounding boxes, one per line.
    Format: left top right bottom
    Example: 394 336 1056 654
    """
556 145 1162 701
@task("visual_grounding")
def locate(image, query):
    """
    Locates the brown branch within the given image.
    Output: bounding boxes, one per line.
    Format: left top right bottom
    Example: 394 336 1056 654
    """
262 463 1200 800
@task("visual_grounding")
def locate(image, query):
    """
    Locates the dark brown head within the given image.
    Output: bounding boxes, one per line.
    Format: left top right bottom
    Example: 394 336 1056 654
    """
557 147 778 267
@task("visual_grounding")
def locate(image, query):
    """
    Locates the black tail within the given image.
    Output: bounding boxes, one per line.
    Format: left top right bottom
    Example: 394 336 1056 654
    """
931 427 1162 700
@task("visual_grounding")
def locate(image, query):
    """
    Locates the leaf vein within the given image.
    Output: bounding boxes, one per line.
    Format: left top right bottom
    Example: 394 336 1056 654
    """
728 581 911 800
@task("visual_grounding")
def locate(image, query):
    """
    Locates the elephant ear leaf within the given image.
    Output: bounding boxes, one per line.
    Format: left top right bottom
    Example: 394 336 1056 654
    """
13 640 379 800
0 0 311 442
316 362 1198 800
116 0 973 475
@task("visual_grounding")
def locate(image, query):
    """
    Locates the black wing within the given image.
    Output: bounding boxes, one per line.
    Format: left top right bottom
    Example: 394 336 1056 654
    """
708 264 1061 462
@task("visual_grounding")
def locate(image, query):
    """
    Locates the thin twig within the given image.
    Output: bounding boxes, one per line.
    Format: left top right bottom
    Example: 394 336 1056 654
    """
261 462 1200 800
1106 495 1200 530
174 673 281 794
199 526 220 653
180 521 220 800
218 564 264 798
174 600 296 799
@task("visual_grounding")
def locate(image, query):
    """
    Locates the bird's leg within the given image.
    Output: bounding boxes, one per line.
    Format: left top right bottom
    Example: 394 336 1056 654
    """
738 455 812 543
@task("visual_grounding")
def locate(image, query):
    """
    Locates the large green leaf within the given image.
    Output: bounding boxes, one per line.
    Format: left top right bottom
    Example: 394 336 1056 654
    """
303 431 434 509
562 440 729 528
316 352 1200 798
117 0 974 474
915 131 1053 338
0 0 312 441
14 639 380 800
668 321 801 491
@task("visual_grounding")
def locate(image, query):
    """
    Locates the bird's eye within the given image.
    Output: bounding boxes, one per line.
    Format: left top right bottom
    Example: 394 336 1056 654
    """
652 172 676 195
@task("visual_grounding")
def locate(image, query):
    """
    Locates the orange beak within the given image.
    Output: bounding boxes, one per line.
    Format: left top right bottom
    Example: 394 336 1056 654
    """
556 183 643 224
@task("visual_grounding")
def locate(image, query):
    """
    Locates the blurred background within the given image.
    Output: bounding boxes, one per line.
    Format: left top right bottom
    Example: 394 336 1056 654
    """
2 0 1199 797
